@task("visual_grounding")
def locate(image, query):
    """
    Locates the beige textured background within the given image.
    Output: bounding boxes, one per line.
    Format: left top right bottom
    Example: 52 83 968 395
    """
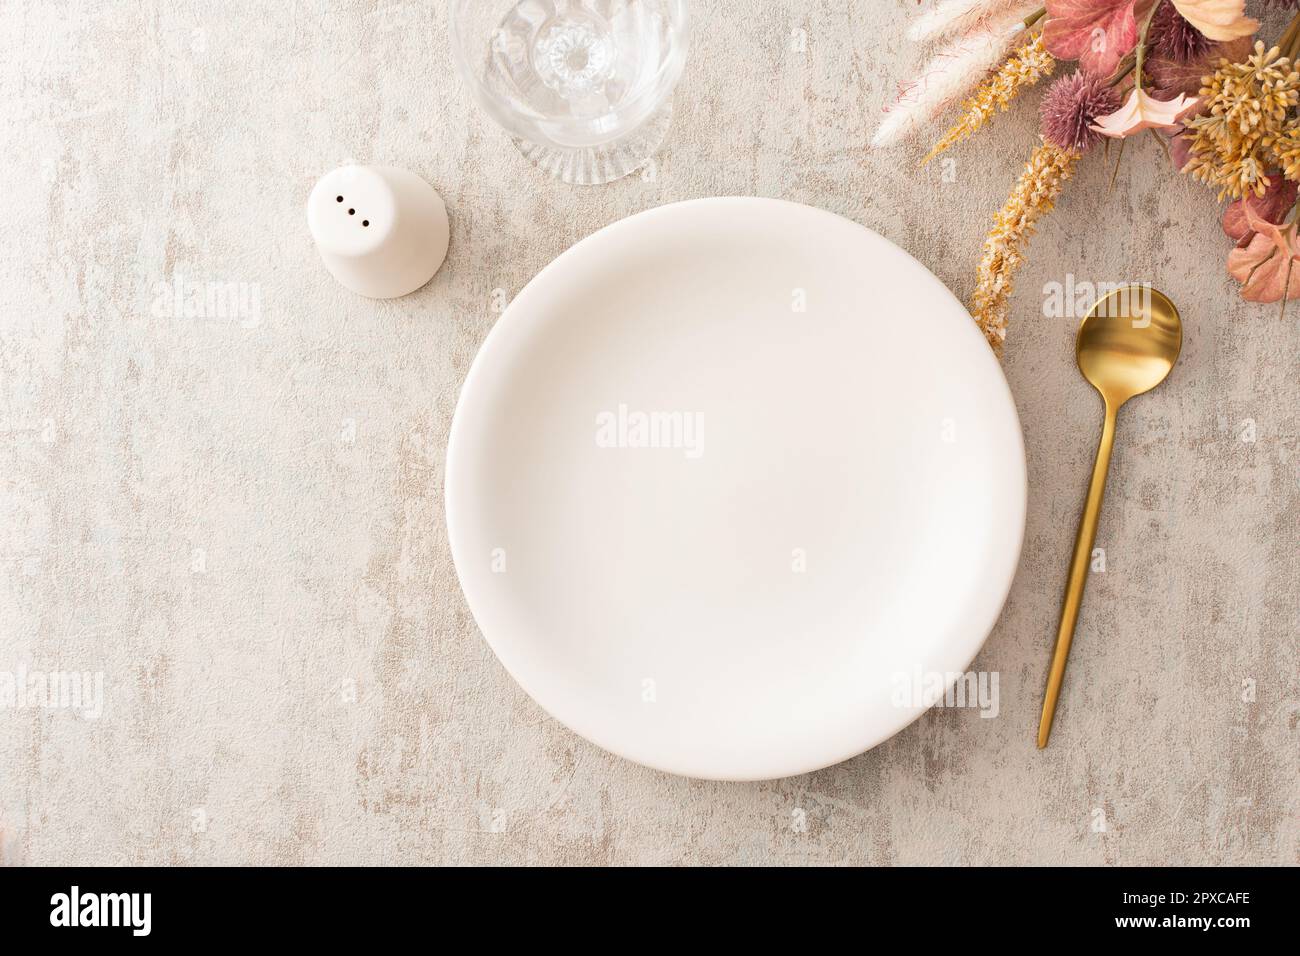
1 0 1296 866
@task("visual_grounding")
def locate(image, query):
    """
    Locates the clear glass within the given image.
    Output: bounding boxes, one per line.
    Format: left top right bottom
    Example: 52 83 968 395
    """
449 0 690 185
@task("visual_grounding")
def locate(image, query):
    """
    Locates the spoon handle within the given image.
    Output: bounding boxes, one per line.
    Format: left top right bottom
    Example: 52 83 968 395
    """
1038 401 1119 748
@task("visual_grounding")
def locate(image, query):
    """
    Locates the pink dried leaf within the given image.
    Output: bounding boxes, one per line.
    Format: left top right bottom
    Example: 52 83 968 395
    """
1227 232 1300 302
1169 126 1195 169
1243 203 1300 258
1222 179 1297 242
1042 0 1153 75
1146 35 1254 100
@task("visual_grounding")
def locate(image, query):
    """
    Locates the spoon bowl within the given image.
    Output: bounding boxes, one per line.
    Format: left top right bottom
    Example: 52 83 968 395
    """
1038 285 1182 748
1076 286 1182 406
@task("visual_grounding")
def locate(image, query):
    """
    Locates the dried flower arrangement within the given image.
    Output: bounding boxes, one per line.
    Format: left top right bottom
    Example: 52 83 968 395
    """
876 0 1300 354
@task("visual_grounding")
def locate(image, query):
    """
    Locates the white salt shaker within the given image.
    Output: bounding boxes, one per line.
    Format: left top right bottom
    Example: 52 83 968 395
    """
307 165 449 298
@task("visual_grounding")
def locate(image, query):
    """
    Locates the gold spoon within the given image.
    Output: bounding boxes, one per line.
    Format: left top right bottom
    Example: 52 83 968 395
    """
1037 285 1182 748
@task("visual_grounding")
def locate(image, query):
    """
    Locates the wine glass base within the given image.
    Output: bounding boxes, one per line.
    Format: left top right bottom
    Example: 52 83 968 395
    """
514 100 672 186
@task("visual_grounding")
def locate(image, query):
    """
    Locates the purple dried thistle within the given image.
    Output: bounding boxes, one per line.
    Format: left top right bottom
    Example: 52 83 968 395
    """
1040 72 1124 154
1148 1 1214 64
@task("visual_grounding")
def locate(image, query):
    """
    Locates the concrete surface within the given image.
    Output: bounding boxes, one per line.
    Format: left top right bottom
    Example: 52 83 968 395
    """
0 0 1295 866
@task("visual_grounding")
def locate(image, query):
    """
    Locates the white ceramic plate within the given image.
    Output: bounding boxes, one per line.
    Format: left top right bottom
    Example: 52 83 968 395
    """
446 198 1025 780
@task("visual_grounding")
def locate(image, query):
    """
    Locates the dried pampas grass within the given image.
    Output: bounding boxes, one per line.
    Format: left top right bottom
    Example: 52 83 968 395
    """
873 20 1031 148
906 0 1042 45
